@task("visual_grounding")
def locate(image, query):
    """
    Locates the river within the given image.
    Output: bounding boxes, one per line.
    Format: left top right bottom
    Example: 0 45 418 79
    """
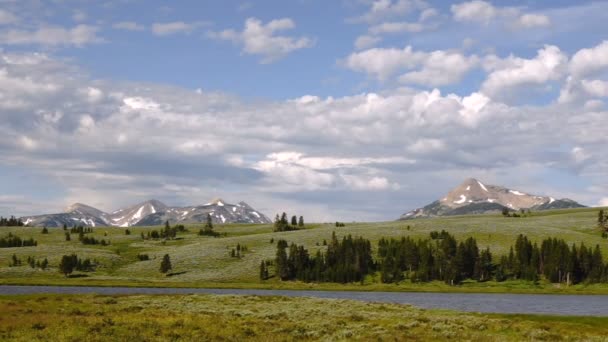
1 285 607 316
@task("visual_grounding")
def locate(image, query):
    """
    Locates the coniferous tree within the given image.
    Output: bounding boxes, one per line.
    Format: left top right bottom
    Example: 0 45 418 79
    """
65 232 71 241
59 255 76 277
275 240 289 280
291 215 297 226
298 216 304 227
41 227 49 234
160 254 172 274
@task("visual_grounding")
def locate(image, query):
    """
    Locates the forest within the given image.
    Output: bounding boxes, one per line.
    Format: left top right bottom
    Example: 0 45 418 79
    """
271 230 607 285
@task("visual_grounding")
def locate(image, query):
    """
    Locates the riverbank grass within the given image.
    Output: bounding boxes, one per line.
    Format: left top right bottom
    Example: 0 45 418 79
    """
2 294 608 341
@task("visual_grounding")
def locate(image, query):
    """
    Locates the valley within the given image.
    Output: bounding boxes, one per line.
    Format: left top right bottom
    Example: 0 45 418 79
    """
2 206 607 294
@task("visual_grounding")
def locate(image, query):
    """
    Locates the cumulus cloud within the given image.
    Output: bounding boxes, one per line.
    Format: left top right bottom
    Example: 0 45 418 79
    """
451 0 498 24
399 50 479 86
516 14 550 28
451 1 550 29
344 45 478 86
0 49 606 220
354 35 382 50
569 40 608 78
351 0 429 24
0 25 102 46
208 17 314 63
481 45 567 99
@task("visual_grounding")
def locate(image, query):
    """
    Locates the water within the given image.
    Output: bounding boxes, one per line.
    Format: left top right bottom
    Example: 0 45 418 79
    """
1 285 607 316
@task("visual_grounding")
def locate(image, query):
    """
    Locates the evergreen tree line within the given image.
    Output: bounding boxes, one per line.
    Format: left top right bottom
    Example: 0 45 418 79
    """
378 232 608 285
144 221 187 240
273 232 374 283
0 216 24 226
79 234 110 246
0 233 37 248
273 212 304 232
26 256 49 270
58 254 97 276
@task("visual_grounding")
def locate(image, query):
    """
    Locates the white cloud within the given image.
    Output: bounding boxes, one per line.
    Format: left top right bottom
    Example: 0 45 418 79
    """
0 9 18 25
569 40 608 78
353 0 428 23
481 45 567 98
0 49 606 220
0 25 101 46
369 21 425 34
516 14 550 28
452 1 550 29
113 21 145 31
581 79 608 98
208 17 314 63
344 46 425 81
399 50 479 86
354 35 382 50
345 46 477 86
152 21 203 36
451 0 497 24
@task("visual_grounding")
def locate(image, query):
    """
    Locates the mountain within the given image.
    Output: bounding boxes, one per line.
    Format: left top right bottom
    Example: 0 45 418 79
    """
21 198 271 227
399 178 586 220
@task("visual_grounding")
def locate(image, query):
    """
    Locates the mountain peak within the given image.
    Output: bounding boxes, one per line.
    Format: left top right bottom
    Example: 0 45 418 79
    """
65 203 106 215
400 178 585 220
209 198 226 206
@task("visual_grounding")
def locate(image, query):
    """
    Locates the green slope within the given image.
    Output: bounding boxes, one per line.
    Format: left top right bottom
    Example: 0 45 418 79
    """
1 207 607 292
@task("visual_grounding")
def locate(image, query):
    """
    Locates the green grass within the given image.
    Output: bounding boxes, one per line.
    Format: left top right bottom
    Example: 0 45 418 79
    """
1 207 607 293
1 294 608 341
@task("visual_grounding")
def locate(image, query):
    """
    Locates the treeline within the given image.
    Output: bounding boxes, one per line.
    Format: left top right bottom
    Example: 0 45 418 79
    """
378 231 608 285
9 254 48 268
274 212 304 232
0 216 24 226
273 232 374 283
59 254 97 276
0 233 37 248
144 221 186 240
269 230 608 286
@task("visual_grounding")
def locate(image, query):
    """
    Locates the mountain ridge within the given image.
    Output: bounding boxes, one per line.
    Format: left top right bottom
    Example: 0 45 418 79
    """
399 178 586 220
21 199 271 227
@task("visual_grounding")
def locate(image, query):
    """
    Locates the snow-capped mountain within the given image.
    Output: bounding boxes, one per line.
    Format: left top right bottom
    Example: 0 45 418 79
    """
21 198 271 227
399 178 586 220
108 200 168 227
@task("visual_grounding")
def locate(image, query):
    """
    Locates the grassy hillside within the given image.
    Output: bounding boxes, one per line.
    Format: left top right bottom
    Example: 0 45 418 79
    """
1 207 607 292
2 294 608 341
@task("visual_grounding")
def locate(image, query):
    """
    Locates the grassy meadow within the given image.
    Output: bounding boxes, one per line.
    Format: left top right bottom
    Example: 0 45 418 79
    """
2 294 608 341
1 207 608 293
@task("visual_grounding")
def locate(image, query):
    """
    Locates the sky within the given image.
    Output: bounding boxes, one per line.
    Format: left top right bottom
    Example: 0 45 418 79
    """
0 0 607 222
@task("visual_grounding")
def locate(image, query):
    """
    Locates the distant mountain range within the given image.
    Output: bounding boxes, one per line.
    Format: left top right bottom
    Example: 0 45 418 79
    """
21 199 272 227
399 178 585 220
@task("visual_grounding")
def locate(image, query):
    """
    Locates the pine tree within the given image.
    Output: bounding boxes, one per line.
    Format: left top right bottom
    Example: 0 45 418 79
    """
298 216 304 227
276 240 289 280
259 260 267 280
41 227 49 234
65 232 71 241
59 255 75 277
160 254 172 274
291 215 297 226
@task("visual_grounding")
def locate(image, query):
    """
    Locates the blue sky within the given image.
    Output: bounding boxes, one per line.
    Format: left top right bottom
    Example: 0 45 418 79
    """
0 0 607 220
